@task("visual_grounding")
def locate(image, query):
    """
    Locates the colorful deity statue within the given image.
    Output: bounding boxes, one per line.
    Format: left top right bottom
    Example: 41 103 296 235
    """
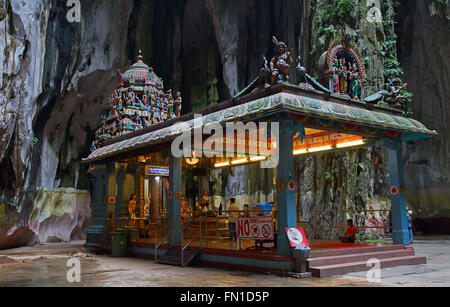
270 36 294 84
126 89 135 107
349 63 361 99
167 90 175 119
133 113 143 130
142 95 148 108
150 91 156 107
338 59 348 94
175 92 182 117
90 141 97 152
91 50 183 150
134 95 143 108
154 95 162 123
365 77 410 110
319 36 367 99
332 58 340 93
161 92 168 121
143 115 152 128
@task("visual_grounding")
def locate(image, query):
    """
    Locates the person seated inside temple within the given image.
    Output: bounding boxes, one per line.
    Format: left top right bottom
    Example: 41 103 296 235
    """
339 219 358 243
242 204 250 218
195 200 202 214
128 194 137 228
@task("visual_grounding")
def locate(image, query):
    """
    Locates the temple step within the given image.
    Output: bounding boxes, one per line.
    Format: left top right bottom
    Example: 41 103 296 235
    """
158 246 202 267
308 249 415 267
308 255 427 278
309 245 405 258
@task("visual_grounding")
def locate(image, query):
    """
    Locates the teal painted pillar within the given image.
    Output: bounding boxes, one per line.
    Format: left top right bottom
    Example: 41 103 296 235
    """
134 168 142 218
85 165 109 248
387 141 410 246
277 117 298 256
115 165 128 228
169 154 182 246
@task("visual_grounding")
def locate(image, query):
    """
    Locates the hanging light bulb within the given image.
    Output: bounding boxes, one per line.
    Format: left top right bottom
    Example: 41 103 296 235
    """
185 150 199 165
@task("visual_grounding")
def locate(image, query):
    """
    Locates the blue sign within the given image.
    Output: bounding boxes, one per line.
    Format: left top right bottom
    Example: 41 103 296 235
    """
146 166 169 177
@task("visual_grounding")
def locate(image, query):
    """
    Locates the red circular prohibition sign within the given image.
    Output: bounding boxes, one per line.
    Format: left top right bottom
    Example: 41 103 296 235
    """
288 180 296 191
391 186 399 195
262 224 271 238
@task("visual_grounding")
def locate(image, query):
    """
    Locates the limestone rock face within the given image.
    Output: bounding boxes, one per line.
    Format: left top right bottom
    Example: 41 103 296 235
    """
30 189 91 243
396 0 450 219
296 147 391 240
0 0 133 248
0 189 90 248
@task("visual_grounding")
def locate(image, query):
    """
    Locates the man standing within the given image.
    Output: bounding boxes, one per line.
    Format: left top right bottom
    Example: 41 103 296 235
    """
407 208 414 244
228 198 240 242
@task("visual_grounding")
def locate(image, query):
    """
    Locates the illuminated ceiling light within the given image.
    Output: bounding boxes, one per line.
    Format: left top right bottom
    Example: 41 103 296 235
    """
215 162 230 168
308 145 333 153
336 140 366 149
293 149 307 155
250 156 267 162
155 176 160 181
185 150 200 165
138 156 146 163
231 158 248 165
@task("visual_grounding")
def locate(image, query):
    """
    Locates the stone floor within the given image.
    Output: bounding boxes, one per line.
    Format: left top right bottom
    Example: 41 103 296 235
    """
0 235 449 287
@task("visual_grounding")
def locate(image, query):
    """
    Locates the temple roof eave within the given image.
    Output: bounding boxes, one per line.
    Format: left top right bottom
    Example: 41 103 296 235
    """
83 88 437 164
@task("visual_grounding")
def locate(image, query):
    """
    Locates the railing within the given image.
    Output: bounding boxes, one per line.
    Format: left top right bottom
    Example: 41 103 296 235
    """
151 207 277 261
312 209 391 239
154 216 171 262
181 215 202 266
188 207 277 249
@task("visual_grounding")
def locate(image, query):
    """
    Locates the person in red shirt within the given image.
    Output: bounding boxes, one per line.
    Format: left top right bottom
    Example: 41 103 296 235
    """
339 219 358 243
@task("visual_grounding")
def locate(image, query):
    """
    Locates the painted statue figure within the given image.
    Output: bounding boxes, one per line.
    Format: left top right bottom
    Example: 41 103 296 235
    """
90 141 97 152
349 63 360 99
154 95 162 123
126 89 135 107
142 95 148 107
270 36 293 84
167 90 175 119
133 113 143 130
365 77 409 109
339 59 348 94
332 59 340 93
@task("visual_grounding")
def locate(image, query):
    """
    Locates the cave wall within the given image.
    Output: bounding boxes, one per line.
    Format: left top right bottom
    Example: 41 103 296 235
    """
0 0 449 246
395 0 450 219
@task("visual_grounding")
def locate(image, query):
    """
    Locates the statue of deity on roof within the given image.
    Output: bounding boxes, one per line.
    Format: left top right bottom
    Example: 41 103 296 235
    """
91 50 183 151
365 76 412 114
270 36 294 84
318 36 367 100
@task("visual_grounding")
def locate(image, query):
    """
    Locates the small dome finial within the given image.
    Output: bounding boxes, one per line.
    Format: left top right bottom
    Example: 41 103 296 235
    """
137 49 143 61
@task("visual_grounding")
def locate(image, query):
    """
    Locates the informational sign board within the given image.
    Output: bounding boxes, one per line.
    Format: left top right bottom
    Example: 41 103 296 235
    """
237 217 274 240
146 166 169 177
285 227 309 247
